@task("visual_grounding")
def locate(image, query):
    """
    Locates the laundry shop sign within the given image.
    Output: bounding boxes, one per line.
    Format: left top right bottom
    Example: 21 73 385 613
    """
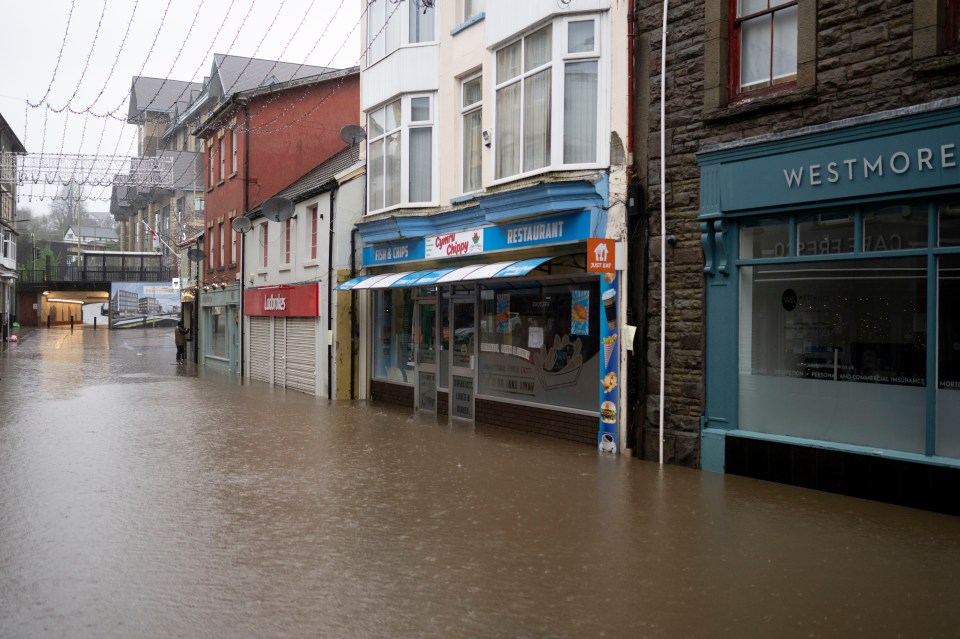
699 112 960 214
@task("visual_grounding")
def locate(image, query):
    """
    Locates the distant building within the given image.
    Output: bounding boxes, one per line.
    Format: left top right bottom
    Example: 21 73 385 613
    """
139 297 160 314
1 110 25 341
63 225 119 246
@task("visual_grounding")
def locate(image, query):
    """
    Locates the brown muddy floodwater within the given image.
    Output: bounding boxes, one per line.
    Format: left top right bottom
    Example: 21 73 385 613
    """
1 327 959 638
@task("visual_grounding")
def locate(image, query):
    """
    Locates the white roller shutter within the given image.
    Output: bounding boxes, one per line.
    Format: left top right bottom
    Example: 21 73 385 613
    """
249 317 270 383
273 317 287 387
285 318 317 395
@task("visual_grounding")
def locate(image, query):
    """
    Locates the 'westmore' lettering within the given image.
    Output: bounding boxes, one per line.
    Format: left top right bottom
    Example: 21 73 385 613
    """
784 144 956 188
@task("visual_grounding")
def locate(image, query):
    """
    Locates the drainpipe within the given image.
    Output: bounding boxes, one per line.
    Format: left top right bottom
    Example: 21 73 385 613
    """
350 227 358 401
327 185 337 400
658 0 669 466
239 101 250 380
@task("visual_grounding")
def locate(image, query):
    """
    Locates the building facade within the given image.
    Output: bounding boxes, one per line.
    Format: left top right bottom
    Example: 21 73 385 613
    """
242 146 363 398
634 0 960 512
343 0 633 450
194 57 361 375
0 112 25 342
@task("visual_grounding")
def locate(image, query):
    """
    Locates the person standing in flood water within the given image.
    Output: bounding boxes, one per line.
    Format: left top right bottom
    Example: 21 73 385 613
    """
174 321 191 364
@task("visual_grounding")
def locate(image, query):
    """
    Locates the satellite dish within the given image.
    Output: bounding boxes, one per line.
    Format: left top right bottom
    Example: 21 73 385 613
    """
339 124 366 146
187 248 205 262
261 197 294 223
231 216 251 233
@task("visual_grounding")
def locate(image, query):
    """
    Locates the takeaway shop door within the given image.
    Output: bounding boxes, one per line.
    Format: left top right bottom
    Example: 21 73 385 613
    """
449 298 476 421
415 300 438 412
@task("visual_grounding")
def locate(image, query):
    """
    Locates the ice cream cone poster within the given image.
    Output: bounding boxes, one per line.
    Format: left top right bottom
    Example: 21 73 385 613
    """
598 271 619 452
571 290 589 336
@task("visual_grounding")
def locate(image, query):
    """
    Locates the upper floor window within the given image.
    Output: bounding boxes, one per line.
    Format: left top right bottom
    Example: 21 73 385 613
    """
260 224 269 269
463 0 484 21
284 219 292 264
208 149 214 187
731 0 797 96
309 205 319 260
367 0 435 65
948 0 960 50
231 129 238 174
219 138 225 181
494 16 603 181
367 94 435 212
409 0 435 43
219 222 225 268
461 75 483 194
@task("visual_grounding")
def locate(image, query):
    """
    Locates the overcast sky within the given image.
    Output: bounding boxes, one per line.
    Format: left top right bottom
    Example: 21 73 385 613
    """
0 0 362 218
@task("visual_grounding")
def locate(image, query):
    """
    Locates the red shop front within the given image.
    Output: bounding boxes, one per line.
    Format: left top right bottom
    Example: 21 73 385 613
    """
244 283 322 395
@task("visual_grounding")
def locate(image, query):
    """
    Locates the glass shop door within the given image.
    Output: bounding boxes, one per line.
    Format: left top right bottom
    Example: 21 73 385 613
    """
415 300 438 412
449 298 476 421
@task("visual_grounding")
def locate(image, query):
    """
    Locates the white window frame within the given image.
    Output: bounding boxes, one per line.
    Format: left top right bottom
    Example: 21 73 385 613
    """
463 0 484 22
231 128 238 174
493 14 608 184
284 219 292 265
219 222 225 268
366 93 437 214
231 225 238 266
260 223 269 269
461 73 483 195
219 138 225 182
367 0 436 66
310 204 319 261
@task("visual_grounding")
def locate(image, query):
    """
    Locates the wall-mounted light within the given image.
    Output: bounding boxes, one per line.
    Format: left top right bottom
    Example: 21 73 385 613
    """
481 130 491 147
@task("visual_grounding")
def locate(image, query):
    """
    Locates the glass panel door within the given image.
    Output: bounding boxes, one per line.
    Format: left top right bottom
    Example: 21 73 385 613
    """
450 299 476 420
416 300 437 412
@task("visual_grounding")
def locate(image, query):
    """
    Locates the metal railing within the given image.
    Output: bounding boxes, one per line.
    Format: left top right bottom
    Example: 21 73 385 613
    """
18 266 175 283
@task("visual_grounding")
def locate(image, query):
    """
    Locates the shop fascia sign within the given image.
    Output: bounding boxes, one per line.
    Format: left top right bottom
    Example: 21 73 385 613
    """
702 119 960 213
363 211 591 266
243 283 319 317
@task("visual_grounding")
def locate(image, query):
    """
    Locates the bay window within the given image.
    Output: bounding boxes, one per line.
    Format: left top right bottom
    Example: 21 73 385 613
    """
367 94 435 212
495 15 603 181
367 0 435 65
732 0 798 95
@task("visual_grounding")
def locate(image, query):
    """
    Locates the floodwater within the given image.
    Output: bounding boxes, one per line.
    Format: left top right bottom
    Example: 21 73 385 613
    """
1 328 959 639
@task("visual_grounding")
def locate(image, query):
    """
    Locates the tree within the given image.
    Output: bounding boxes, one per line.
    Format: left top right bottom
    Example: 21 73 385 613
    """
47 181 90 236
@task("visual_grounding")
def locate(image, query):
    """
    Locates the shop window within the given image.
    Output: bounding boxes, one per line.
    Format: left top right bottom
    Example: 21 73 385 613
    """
796 212 854 256
862 203 928 251
208 306 227 359
937 253 960 456
477 282 601 412
373 289 415 382
939 199 960 246
739 256 927 453
740 217 791 258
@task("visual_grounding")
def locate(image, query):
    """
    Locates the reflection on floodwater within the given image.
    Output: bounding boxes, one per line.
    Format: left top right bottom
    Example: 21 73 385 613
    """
1 328 959 638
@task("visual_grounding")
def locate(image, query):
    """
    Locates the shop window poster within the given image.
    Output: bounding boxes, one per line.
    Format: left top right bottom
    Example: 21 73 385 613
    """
496 294 511 333
571 290 589 336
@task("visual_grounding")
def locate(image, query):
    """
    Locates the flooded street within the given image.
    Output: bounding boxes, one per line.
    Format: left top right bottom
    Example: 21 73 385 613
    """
1 328 959 638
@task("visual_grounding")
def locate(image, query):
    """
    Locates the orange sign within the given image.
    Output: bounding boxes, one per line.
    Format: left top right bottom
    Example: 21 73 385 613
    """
587 238 615 273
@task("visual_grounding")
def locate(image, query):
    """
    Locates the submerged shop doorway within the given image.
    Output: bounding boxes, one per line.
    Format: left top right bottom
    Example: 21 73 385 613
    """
448 296 477 420
415 299 438 412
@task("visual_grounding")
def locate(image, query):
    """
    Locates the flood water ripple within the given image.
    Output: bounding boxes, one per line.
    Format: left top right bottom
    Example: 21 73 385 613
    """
1 328 959 638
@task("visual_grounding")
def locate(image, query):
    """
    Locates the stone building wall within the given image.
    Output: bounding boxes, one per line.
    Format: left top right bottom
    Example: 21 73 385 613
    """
632 0 960 467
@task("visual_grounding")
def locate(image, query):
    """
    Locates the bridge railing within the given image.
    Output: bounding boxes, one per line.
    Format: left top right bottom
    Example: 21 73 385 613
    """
18 266 175 283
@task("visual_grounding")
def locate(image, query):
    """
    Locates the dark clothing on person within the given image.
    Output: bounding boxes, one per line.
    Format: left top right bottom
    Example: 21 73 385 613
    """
175 323 191 363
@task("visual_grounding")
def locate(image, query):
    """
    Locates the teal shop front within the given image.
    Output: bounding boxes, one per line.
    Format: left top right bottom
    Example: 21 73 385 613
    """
199 282 241 374
345 190 625 451
698 100 960 515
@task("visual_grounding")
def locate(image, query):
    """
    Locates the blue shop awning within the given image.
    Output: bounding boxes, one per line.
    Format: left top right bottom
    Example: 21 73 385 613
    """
335 257 558 290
